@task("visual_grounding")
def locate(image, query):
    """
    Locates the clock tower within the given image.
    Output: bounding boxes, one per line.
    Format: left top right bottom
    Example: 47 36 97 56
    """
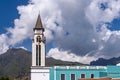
32 14 46 66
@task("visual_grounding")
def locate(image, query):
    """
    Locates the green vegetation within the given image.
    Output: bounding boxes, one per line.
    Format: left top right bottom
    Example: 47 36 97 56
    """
0 48 31 80
0 77 9 80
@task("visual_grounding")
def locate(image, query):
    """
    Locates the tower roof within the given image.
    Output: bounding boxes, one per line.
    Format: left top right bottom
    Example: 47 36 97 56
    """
34 14 44 31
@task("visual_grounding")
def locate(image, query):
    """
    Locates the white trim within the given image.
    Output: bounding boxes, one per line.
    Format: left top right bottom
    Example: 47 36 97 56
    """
55 66 107 70
54 69 56 80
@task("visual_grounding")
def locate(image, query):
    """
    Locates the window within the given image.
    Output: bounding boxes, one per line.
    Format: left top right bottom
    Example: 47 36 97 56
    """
36 45 41 66
71 74 75 80
91 74 94 78
61 74 65 80
36 36 41 42
81 74 85 78
36 45 38 65
39 45 41 65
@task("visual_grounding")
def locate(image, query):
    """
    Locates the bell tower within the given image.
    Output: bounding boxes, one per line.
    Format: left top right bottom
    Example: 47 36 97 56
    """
32 14 46 66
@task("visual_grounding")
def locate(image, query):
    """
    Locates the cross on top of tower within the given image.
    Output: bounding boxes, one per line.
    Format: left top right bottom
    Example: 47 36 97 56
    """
34 14 44 31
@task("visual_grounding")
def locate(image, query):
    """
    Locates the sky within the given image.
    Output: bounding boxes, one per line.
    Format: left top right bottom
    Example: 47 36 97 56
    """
0 0 120 64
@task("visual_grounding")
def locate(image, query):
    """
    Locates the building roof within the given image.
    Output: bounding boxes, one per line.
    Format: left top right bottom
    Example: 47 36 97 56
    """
34 14 44 31
78 78 120 80
78 77 112 80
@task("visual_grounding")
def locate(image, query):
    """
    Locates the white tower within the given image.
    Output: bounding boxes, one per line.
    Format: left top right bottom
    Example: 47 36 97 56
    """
32 14 46 66
31 15 51 80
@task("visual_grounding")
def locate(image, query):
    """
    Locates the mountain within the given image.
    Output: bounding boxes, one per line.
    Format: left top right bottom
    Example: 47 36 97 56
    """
0 48 31 79
0 48 83 79
90 57 120 66
46 57 83 66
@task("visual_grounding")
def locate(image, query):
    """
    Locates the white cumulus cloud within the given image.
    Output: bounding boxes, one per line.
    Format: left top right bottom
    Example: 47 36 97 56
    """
0 34 9 54
47 48 96 64
0 0 120 64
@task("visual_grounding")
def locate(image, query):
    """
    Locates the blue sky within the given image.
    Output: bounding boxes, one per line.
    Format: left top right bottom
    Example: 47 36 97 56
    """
0 0 34 53
0 0 53 52
1 0 120 64
0 0 32 50
0 0 28 32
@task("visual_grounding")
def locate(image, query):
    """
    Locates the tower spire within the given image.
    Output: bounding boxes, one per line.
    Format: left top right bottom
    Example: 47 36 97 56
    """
34 14 44 31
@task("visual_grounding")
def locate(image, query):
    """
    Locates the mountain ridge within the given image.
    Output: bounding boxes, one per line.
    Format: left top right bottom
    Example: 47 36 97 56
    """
90 57 120 66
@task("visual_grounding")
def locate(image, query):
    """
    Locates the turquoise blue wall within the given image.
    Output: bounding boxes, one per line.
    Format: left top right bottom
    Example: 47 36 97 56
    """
55 69 106 80
50 66 107 80
107 66 120 78
99 72 107 77
50 66 120 80
50 67 54 80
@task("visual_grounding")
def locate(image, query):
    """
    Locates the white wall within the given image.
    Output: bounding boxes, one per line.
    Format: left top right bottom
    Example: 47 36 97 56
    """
31 67 51 80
